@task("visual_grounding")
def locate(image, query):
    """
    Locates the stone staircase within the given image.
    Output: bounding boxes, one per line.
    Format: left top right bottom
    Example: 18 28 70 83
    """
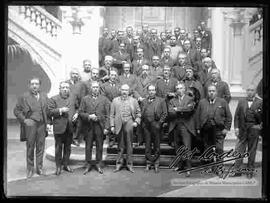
45 130 262 168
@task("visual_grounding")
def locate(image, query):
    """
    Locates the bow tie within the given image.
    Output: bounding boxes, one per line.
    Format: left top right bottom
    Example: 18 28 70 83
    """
247 98 254 102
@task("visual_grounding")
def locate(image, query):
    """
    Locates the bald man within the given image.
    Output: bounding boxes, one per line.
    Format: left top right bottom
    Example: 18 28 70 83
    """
231 84 262 179
110 84 141 173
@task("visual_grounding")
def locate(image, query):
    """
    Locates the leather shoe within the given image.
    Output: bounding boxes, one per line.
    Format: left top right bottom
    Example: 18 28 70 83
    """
55 167 61 176
154 166 159 173
97 167 103 174
229 172 242 177
145 165 151 172
83 165 91 175
126 165 135 173
63 166 74 173
185 171 191 177
247 173 253 179
27 169 34 178
113 165 122 173
37 168 44 175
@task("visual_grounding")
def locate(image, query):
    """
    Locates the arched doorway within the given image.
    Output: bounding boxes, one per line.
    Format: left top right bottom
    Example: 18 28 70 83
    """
7 37 51 119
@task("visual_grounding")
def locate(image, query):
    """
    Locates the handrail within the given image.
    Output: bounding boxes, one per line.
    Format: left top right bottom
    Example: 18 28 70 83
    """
19 6 62 37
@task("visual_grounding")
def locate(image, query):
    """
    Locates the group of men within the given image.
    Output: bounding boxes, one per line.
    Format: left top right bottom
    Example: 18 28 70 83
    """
13 22 262 180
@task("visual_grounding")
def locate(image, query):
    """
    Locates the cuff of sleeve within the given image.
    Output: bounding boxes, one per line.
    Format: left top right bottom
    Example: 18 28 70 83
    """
59 108 62 116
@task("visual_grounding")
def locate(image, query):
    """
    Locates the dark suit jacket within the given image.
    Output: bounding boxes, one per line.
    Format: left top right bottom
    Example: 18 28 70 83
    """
99 37 113 64
234 97 262 135
184 77 205 99
47 94 72 135
133 75 153 99
160 57 175 68
132 58 149 76
13 91 48 141
79 94 111 131
171 65 186 81
145 38 162 60
156 77 178 99
127 43 146 62
118 74 138 93
141 96 167 124
200 30 212 50
185 49 201 68
196 97 232 131
100 81 121 102
204 80 231 103
168 94 196 135
69 80 101 118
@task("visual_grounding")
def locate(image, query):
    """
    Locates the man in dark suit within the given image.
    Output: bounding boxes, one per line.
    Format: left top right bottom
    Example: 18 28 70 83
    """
156 66 178 147
128 35 146 62
168 82 196 176
141 85 167 173
66 68 81 94
160 47 175 68
118 62 138 95
141 24 150 46
99 28 113 66
79 81 111 175
231 84 262 179
110 84 141 173
171 52 189 82
183 66 205 103
197 57 217 86
149 55 163 85
160 32 169 53
14 77 49 178
178 29 187 47
70 68 101 146
132 48 149 76
146 28 162 61
196 85 232 176
183 39 200 69
99 55 114 83
47 81 74 175
112 42 131 75
156 66 178 99
204 68 231 103
100 70 121 147
200 21 212 55
123 26 134 54
169 35 183 65
174 27 181 45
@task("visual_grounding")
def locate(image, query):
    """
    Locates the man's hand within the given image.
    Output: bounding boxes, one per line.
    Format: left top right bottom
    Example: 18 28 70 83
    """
168 92 176 97
197 129 200 135
111 127 115 134
72 113 79 122
234 128 239 137
138 97 144 102
61 107 69 113
252 124 262 130
104 129 109 135
24 119 35 126
132 122 138 128
222 129 228 135
162 122 168 128
89 114 98 121
173 107 178 111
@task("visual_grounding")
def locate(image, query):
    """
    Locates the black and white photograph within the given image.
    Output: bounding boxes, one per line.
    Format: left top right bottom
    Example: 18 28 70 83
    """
5 4 266 198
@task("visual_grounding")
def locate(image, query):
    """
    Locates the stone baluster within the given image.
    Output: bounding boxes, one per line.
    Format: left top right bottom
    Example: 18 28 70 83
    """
25 6 31 18
30 7 36 22
35 11 42 27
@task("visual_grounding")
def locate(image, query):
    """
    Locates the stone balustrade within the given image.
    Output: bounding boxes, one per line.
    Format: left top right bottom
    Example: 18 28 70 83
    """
249 18 263 59
19 6 61 37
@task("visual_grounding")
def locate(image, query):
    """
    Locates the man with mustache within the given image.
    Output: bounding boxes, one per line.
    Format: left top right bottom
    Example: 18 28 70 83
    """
110 84 141 173
47 81 74 175
14 77 49 178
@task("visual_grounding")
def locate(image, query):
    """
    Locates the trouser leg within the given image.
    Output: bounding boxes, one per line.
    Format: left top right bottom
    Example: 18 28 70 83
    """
144 123 152 165
62 130 73 167
85 130 94 164
94 124 104 167
35 123 46 171
54 134 63 168
247 127 259 170
25 124 37 172
125 120 134 166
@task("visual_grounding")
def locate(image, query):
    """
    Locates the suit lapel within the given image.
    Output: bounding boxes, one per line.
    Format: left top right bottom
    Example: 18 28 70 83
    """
243 99 248 117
